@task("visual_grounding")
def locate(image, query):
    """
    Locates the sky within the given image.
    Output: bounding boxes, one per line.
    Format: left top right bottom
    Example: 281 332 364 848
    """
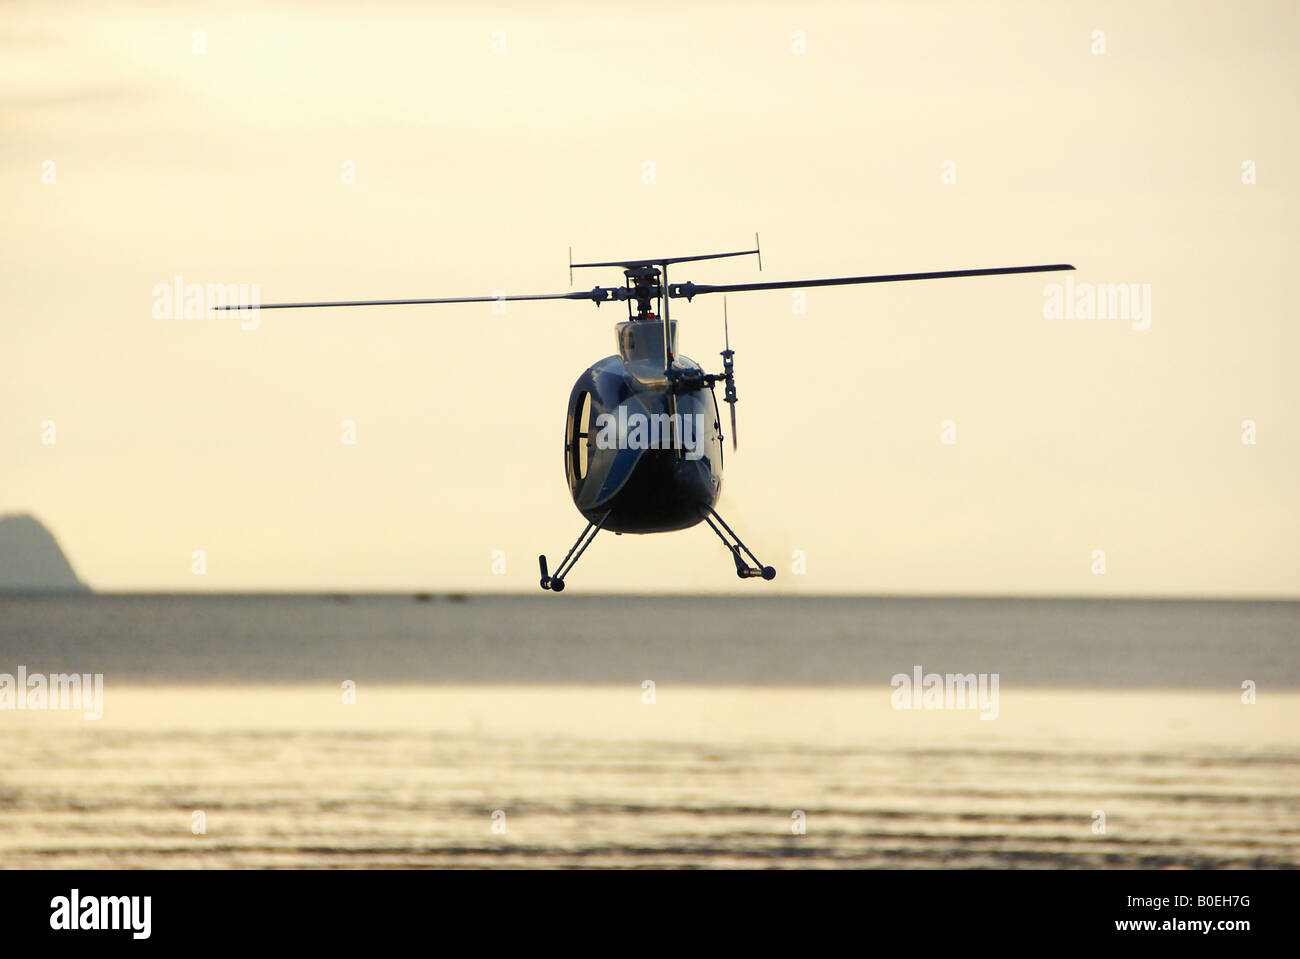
2 0 1297 595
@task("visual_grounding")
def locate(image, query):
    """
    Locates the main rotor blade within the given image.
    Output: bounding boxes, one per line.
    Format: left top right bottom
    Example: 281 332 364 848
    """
213 289 615 311
668 263 1075 300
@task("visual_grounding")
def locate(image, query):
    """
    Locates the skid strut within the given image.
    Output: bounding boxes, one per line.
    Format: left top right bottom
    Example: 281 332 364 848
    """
702 506 776 581
539 511 610 593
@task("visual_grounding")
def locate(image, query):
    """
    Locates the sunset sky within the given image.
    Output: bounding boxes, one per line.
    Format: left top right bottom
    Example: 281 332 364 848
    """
3 0 1296 594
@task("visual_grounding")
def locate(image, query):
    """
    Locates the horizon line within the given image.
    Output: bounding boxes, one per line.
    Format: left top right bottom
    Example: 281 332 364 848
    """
3 588 1297 603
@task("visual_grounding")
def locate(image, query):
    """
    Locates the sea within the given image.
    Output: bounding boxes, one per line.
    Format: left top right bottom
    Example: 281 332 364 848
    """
0 594 1296 868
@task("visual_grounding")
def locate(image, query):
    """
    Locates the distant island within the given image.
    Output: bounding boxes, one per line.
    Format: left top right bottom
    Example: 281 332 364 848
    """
0 514 90 591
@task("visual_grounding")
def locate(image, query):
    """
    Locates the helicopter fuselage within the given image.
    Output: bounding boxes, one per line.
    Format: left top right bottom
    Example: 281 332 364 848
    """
564 319 724 534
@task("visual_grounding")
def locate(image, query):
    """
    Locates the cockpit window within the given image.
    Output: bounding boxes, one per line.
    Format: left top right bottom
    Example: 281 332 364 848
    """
570 390 593 481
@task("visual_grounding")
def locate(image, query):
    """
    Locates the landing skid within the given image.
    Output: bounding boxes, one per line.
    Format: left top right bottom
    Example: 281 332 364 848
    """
702 506 776 581
539 511 610 592
539 506 774 592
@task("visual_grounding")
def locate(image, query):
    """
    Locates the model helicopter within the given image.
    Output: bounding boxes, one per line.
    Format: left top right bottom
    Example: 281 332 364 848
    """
217 238 1073 592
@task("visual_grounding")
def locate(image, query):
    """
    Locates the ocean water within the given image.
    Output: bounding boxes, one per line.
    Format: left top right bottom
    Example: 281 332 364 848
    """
0 595 1296 868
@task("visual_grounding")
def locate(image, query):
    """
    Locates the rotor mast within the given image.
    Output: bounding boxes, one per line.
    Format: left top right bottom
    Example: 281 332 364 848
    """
569 236 764 391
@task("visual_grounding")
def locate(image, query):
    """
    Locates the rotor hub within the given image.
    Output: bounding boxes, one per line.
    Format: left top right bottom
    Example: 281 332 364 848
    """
623 266 662 318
